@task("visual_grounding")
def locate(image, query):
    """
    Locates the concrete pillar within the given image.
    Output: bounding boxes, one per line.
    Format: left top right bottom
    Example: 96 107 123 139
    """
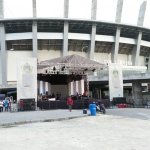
62 21 68 56
45 82 49 95
62 0 69 57
78 79 84 95
32 1 37 58
37 80 40 95
48 83 51 95
32 0 36 18
73 82 75 95
91 0 97 20
132 81 143 105
132 32 142 66
68 82 73 96
148 52 150 72
115 0 123 23
111 0 124 63
132 1 147 66
32 22 38 58
111 27 121 63
64 0 69 18
73 81 79 95
88 24 96 59
137 1 147 26
0 0 4 19
40 81 44 94
0 24 7 85
88 0 97 59
0 0 6 85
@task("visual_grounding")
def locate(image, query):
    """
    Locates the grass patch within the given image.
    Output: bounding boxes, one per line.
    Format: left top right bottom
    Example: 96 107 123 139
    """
43 119 53 122
2 125 16 128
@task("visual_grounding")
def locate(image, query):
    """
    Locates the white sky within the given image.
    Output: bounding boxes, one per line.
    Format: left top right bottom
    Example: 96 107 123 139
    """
3 0 150 28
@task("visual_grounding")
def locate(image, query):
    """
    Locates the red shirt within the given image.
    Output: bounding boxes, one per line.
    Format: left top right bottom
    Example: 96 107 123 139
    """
20 101 23 106
67 98 73 105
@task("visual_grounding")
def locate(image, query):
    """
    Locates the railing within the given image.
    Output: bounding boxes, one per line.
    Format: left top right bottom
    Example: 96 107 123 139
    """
122 99 150 108
88 71 150 81
10 102 36 112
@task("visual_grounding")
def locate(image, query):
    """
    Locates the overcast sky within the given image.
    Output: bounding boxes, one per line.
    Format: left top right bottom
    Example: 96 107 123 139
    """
3 0 150 28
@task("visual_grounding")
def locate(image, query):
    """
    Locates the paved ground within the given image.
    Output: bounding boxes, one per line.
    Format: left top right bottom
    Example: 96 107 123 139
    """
0 107 150 126
0 108 150 150
0 109 88 126
107 107 150 120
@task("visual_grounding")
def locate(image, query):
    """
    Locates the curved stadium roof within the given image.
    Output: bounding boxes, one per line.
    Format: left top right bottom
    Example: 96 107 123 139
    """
1 18 150 42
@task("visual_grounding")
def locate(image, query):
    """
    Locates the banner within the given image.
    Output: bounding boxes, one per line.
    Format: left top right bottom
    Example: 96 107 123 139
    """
17 58 37 102
109 63 123 100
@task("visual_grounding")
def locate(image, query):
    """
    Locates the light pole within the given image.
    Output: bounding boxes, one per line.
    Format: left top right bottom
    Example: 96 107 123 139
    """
81 45 88 53
81 45 89 97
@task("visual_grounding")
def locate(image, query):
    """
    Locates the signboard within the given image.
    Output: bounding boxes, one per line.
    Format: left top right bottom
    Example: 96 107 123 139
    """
109 63 123 100
17 58 37 102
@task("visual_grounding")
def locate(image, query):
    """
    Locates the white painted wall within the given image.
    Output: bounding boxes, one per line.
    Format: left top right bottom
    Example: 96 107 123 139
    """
38 50 61 61
7 51 32 81
138 56 145 66
68 51 87 57
94 53 144 66
0 52 2 84
118 54 128 61
94 53 111 62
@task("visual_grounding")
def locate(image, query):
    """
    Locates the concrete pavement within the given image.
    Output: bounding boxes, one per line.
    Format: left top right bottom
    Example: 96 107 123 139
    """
0 107 150 126
0 109 89 126
0 108 150 150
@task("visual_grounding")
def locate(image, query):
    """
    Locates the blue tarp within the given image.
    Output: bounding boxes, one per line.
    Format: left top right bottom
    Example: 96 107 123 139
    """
0 94 5 100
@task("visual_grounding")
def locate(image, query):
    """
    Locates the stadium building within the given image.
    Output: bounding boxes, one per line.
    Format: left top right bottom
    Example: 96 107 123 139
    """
0 0 150 104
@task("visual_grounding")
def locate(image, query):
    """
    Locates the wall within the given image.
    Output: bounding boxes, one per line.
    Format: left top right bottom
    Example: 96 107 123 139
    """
0 52 2 84
138 56 145 66
38 50 61 61
51 85 68 97
94 53 145 66
118 54 128 61
68 51 87 57
94 53 111 62
7 51 32 81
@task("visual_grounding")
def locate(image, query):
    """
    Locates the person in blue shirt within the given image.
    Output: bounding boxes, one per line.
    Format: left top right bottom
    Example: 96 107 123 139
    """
4 100 9 112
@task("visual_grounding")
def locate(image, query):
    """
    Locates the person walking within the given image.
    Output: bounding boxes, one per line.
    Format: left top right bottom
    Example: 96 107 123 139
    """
67 96 73 112
4 100 9 112
0 100 3 112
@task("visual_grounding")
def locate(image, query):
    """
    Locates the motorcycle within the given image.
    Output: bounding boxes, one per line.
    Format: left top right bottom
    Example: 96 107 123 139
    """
95 101 106 114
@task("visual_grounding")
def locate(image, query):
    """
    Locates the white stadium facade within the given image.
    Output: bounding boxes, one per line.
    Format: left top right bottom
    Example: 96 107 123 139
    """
0 0 150 104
